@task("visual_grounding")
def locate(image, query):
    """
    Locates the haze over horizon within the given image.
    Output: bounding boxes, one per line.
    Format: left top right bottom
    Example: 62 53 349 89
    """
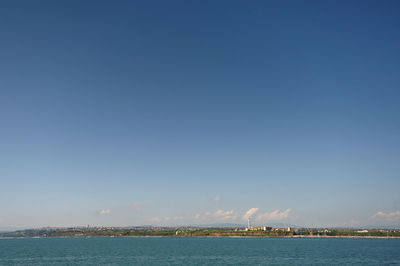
1 0 399 230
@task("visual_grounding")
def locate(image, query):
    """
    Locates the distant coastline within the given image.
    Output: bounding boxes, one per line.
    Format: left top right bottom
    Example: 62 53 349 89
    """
2 226 400 240
1 235 400 240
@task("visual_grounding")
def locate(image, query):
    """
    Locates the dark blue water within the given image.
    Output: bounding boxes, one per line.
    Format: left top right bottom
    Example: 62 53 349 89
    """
0 237 399 265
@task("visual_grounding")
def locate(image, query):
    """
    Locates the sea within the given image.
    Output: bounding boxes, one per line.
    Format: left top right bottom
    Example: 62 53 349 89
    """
0 237 399 265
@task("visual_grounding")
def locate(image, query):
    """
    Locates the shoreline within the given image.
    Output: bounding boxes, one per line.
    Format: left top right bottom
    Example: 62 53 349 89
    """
1 235 400 239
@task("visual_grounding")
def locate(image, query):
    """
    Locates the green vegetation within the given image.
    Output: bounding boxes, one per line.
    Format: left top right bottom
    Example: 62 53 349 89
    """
1 227 400 238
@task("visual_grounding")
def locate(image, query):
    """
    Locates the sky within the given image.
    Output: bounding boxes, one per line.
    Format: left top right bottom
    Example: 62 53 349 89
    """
0 0 399 229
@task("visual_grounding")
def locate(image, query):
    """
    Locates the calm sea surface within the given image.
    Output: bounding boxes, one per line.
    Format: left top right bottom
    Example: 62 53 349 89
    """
0 237 399 265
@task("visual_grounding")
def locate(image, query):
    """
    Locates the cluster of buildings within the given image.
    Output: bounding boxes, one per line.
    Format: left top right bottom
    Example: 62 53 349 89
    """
243 226 292 232
242 217 292 232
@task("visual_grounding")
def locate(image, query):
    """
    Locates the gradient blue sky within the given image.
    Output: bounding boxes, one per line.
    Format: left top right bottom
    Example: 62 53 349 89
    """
1 0 399 229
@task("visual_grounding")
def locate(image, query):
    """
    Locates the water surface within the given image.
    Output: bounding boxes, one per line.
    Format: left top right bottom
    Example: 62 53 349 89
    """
0 237 399 265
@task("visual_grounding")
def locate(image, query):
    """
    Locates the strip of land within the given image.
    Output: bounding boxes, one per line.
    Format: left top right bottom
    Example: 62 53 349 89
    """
1 227 400 239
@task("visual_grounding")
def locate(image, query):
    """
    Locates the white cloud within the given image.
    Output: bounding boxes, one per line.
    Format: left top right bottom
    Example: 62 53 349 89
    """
132 203 143 211
99 209 111 215
149 216 183 224
149 217 162 223
174 216 184 221
214 209 237 220
212 195 220 202
195 210 237 221
256 209 291 222
242 208 259 220
194 212 211 221
371 211 400 223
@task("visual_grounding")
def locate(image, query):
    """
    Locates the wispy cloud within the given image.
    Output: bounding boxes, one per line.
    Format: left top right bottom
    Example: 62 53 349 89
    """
149 216 183 224
242 208 259 220
194 212 212 221
195 209 237 221
214 209 237 220
212 195 221 202
165 216 184 222
149 217 161 223
132 203 143 211
99 209 111 215
256 209 291 222
371 211 400 223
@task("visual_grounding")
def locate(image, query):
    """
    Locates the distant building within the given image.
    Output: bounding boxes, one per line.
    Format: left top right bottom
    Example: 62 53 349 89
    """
249 226 272 231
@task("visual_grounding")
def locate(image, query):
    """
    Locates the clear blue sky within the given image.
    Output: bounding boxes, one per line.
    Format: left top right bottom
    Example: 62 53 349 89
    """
0 0 399 229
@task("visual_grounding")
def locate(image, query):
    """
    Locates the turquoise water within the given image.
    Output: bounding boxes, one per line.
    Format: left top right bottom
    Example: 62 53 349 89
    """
0 237 399 265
